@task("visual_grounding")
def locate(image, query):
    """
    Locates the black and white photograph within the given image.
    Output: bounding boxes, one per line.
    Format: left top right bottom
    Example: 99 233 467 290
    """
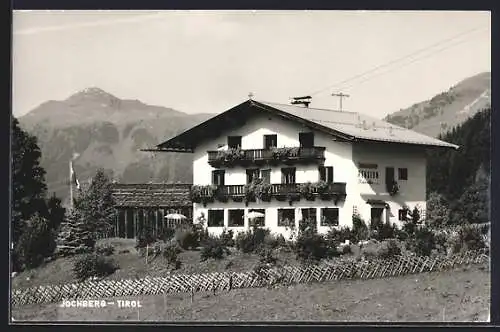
10 10 491 323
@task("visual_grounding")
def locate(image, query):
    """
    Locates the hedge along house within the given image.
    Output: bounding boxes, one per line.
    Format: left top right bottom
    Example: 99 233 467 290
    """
142 99 458 238
111 183 192 239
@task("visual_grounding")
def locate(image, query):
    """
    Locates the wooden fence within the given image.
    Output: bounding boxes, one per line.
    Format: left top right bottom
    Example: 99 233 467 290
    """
11 249 488 307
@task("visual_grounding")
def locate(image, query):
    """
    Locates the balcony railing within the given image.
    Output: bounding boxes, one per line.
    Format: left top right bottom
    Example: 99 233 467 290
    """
191 182 347 205
207 146 326 167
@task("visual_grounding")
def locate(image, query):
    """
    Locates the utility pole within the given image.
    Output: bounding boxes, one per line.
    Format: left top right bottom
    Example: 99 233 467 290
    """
331 92 350 111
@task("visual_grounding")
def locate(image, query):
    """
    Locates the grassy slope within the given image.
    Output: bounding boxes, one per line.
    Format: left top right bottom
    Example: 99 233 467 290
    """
12 264 490 322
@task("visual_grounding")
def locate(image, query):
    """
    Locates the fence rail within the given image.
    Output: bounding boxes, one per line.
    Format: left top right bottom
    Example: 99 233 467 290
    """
11 249 489 307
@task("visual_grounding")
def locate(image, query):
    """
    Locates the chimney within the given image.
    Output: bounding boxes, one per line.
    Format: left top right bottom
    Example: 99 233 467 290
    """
291 96 312 108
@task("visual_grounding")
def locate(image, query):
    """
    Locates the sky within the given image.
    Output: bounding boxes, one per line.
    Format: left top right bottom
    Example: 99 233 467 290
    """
12 10 491 119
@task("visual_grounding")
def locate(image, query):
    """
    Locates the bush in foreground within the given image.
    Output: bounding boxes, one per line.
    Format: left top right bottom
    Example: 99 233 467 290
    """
175 227 200 250
73 253 118 282
163 243 182 269
295 231 338 263
235 227 271 253
200 235 230 261
95 243 115 256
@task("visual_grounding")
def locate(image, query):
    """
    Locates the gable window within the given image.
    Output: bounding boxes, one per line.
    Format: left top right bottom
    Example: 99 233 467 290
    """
299 132 314 148
281 167 296 184
249 209 265 227
261 169 271 184
321 208 339 226
358 163 379 184
228 209 244 227
227 136 242 149
398 168 408 181
278 209 295 227
212 170 225 186
246 168 260 184
319 166 334 183
264 134 278 149
208 210 224 227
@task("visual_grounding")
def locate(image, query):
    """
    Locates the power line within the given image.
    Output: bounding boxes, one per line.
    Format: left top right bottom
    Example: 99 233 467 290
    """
308 25 489 97
339 32 487 92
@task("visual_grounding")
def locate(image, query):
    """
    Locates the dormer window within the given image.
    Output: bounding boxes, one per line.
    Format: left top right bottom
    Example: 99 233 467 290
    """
299 132 314 148
228 136 242 149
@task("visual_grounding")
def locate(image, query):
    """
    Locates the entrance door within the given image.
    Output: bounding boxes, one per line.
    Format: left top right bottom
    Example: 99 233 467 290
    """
370 207 384 228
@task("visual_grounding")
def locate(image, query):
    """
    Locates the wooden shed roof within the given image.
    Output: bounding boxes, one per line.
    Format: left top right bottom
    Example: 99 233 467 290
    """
111 183 192 208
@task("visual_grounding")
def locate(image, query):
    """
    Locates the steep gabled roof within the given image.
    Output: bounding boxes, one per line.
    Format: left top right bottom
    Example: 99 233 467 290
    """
148 99 458 152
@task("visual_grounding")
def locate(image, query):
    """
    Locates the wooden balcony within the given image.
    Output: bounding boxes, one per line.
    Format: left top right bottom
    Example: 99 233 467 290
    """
192 182 346 205
207 147 326 167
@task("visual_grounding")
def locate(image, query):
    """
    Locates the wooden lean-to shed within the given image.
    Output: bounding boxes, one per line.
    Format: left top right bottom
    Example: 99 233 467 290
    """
111 183 193 239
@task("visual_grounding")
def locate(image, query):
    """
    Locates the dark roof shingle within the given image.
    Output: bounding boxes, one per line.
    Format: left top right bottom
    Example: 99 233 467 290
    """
111 183 192 208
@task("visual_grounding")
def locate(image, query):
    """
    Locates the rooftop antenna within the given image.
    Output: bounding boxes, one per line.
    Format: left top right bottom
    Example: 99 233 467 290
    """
331 92 350 111
290 96 311 108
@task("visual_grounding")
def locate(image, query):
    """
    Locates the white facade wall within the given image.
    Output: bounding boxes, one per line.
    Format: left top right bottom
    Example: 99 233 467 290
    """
191 112 427 237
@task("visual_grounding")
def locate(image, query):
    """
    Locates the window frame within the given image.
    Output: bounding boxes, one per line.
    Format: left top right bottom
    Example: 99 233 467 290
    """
263 134 278 149
281 167 296 184
212 169 225 186
299 132 315 148
227 136 242 149
228 209 245 227
207 209 225 227
277 208 295 227
319 166 334 183
398 167 408 181
320 208 339 226
249 208 265 227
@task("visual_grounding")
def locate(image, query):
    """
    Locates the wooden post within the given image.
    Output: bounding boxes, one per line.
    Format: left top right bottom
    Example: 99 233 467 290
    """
155 209 159 238
115 210 119 237
124 209 128 238
133 209 138 239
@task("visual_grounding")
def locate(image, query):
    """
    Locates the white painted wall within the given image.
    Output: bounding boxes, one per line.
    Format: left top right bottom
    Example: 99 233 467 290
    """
191 112 428 237
352 143 427 228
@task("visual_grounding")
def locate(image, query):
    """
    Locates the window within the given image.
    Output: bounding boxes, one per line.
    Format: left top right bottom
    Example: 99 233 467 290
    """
358 163 379 184
227 136 242 149
246 168 260 184
321 208 339 226
249 209 265 227
299 132 314 148
278 209 295 227
398 168 408 181
319 166 334 183
212 170 225 185
264 134 277 149
301 208 317 222
281 167 296 184
208 210 224 227
370 208 384 228
228 209 244 227
398 209 409 221
261 169 271 184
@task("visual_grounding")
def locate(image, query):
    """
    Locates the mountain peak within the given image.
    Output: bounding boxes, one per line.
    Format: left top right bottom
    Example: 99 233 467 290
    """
66 87 120 105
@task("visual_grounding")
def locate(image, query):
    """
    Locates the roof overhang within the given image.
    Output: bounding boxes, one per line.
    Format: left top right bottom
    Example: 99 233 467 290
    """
145 100 356 153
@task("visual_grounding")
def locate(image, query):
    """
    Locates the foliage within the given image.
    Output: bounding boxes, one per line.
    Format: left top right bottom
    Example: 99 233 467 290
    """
55 208 96 257
402 207 420 237
447 224 486 254
426 192 451 227
325 226 352 245
361 239 402 260
258 247 278 265
200 235 230 261
370 217 397 242
235 227 271 253
175 227 200 250
162 243 182 269
407 227 436 257
218 228 235 247
299 182 316 201
214 147 245 165
14 213 57 270
387 181 400 196
351 213 369 243
450 173 490 225
11 118 48 246
270 146 300 160
294 231 338 263
158 227 176 242
263 232 286 249
72 169 117 237
73 253 118 282
95 244 115 256
189 185 216 204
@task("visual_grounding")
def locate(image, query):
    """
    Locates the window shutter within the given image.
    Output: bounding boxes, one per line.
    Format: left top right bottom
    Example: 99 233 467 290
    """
319 166 326 181
327 167 334 183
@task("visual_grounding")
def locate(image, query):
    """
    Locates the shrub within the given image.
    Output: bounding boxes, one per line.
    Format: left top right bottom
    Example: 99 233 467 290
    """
433 231 448 254
351 213 369 243
326 226 352 245
219 228 235 247
175 227 200 250
73 253 118 281
295 231 338 263
408 227 436 257
258 247 278 265
200 236 230 261
361 239 401 260
163 244 181 269
95 244 115 256
158 227 176 242
447 224 486 254
263 233 286 249
235 227 271 253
